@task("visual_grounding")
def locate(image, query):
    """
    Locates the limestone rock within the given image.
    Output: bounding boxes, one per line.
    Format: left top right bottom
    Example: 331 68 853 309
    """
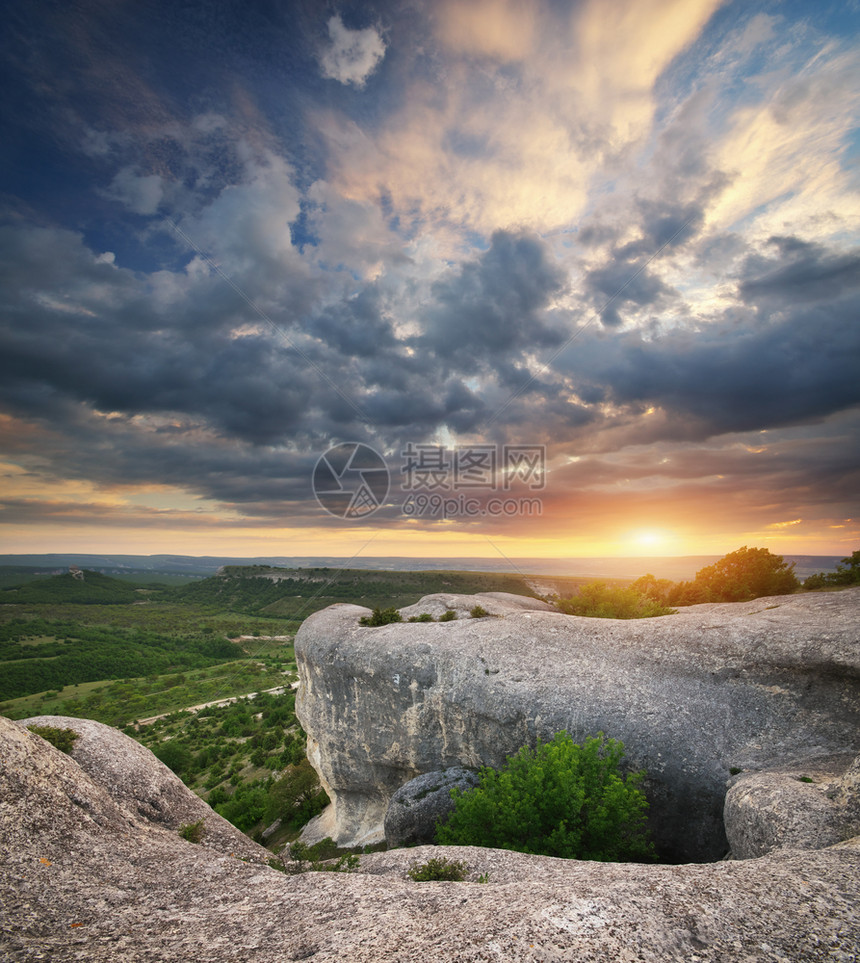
399 591 554 620
19 714 268 862
295 588 860 860
3 714 860 962
384 768 479 848
725 753 860 859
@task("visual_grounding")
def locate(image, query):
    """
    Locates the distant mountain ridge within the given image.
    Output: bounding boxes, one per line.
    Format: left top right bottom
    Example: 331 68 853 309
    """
0 553 845 580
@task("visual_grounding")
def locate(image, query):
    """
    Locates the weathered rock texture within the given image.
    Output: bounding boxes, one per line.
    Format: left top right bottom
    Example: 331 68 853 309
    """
384 768 480 848
2 714 859 961
19 714 267 862
295 588 860 860
725 753 860 859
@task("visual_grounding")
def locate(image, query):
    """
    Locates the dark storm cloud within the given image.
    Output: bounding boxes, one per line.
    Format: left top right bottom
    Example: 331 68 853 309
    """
584 259 674 327
307 284 397 357
571 238 860 435
0 217 502 526
579 195 715 327
739 236 860 304
619 200 705 258
420 230 567 366
0 224 325 445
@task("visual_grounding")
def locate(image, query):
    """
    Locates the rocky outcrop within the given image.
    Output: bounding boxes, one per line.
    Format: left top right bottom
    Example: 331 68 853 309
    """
19 714 267 862
295 588 860 860
384 768 480 848
725 753 860 859
2 714 859 961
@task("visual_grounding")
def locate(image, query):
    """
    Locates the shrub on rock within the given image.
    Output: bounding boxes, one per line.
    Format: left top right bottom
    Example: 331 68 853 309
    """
556 581 676 618
436 731 654 862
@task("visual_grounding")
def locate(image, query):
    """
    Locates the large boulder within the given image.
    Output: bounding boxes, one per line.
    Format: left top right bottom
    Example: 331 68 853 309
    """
295 588 860 859
2 715 859 961
725 753 860 859
384 767 480 848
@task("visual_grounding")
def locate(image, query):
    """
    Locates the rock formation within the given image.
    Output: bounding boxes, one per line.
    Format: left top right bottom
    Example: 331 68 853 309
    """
725 753 860 859
295 588 860 860
2 713 859 961
384 768 480 848
18 714 267 862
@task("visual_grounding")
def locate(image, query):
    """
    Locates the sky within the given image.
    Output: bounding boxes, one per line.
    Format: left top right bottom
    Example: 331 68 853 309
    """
1 0 859 561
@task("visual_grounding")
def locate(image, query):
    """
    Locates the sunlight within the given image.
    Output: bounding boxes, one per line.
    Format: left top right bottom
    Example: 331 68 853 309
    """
631 529 666 549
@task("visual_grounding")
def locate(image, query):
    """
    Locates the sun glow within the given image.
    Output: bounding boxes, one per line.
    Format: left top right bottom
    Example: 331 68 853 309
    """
630 529 667 549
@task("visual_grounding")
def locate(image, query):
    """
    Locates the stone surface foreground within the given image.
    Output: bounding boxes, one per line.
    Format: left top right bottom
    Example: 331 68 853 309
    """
2 715 859 962
295 589 860 859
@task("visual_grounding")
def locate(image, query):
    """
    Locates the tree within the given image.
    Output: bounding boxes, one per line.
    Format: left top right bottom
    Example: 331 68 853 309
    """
805 550 860 590
556 581 675 619
264 759 329 827
670 546 799 604
153 740 194 776
630 574 676 606
436 731 654 862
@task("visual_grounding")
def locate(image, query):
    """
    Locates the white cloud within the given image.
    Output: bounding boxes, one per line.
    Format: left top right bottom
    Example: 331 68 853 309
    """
104 167 165 215
319 15 386 88
315 0 721 236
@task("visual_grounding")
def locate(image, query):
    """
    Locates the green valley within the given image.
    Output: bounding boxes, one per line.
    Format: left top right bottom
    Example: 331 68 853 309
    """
0 563 536 852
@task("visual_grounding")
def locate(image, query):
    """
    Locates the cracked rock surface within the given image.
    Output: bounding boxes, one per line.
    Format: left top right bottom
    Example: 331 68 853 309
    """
2 715 859 962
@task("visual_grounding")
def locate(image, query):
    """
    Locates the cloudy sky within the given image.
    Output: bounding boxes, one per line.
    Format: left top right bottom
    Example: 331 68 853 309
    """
1 0 858 560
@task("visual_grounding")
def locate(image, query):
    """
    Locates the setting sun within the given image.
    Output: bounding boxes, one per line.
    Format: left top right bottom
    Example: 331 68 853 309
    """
630 530 668 550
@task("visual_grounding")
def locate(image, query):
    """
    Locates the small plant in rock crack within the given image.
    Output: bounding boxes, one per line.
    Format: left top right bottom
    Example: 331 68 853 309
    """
407 613 435 622
287 838 360 874
469 605 490 618
438 609 458 622
359 607 403 626
407 856 468 882
178 819 206 844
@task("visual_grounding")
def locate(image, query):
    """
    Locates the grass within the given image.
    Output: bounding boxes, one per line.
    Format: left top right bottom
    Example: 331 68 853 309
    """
178 820 206 843
0 658 296 726
407 856 469 882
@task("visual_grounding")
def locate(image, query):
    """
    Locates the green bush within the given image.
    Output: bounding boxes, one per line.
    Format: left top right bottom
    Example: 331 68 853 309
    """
556 582 675 619
178 819 205 843
28 725 79 754
407 613 435 622
287 837 360 874
669 546 799 604
359 607 403 627
215 781 270 832
264 759 328 828
804 549 860 590
153 740 194 776
438 609 457 622
436 731 654 863
407 856 468 882
470 605 490 618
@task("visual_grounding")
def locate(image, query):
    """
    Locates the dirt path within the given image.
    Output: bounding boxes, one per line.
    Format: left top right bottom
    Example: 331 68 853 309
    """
135 682 298 727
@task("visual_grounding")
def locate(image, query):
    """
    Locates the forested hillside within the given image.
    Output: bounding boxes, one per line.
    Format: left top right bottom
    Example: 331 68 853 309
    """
1 571 141 604
170 566 535 620
0 618 241 701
